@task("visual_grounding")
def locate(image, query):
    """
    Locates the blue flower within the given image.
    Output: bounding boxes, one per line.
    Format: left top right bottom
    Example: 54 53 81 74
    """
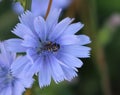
12 2 24 15
0 42 33 95
5 9 91 88
13 0 72 16
31 0 72 16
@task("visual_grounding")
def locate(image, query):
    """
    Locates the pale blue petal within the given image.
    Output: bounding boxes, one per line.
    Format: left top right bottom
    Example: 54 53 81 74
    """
27 57 42 77
12 23 35 39
60 45 91 58
19 77 34 88
57 53 83 68
18 63 33 78
11 56 30 77
61 66 77 81
0 68 5 77
22 35 39 48
12 2 24 15
48 55 65 83
31 0 71 17
52 0 72 9
34 16 47 42
0 42 13 66
3 86 12 95
0 77 6 86
4 39 26 52
77 35 91 45
13 80 25 95
0 86 12 95
31 0 49 16
48 17 74 41
19 11 35 32
64 22 84 35
38 55 51 88
57 35 79 45
46 9 61 31
27 48 39 63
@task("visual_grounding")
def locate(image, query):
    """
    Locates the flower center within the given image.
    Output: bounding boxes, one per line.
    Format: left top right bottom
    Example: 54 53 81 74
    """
36 42 60 54
44 42 60 52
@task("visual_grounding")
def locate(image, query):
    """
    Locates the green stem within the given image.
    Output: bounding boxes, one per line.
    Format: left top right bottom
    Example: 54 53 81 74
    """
25 0 32 11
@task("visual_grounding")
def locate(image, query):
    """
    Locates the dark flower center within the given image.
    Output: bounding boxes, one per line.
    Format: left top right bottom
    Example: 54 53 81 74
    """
44 42 60 52
36 41 60 54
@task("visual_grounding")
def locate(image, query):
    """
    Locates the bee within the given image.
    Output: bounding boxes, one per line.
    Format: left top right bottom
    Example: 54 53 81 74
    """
45 42 60 52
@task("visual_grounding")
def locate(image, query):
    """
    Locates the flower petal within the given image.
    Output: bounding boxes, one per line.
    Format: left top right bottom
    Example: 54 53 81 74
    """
12 2 24 15
26 48 39 63
61 66 77 81
4 39 26 53
57 53 83 68
0 42 14 66
11 56 31 77
77 35 91 45
48 55 65 83
19 11 35 32
13 80 25 95
48 17 74 41
38 55 51 88
65 22 84 35
27 57 41 77
34 16 47 41
0 85 12 95
60 45 91 58
22 35 39 48
31 0 49 16
57 35 79 45
52 0 72 9
46 9 61 31
19 77 34 88
12 23 35 39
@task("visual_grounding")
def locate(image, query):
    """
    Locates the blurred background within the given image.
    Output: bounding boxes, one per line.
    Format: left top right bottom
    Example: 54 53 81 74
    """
0 0 120 95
